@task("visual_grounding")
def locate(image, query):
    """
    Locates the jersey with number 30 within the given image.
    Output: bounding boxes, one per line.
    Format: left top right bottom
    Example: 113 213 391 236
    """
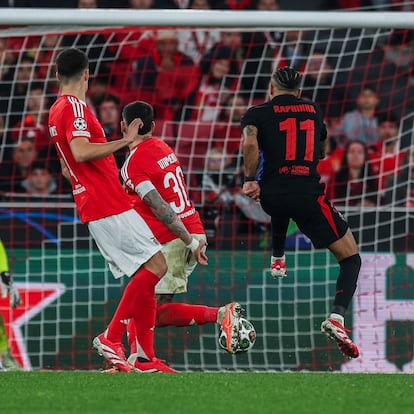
121 137 204 244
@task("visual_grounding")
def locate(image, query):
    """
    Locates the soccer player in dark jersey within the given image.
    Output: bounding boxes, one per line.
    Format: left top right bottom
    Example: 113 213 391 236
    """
240 66 361 359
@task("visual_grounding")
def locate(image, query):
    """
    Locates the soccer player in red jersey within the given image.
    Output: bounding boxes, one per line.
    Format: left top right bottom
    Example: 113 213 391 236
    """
48 48 205 373
119 101 244 366
241 67 361 359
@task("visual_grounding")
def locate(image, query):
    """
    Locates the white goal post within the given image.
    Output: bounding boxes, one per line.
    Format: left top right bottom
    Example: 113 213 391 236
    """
0 8 414 28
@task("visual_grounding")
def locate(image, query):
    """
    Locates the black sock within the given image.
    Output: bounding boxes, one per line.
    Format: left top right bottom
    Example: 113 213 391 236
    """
271 217 289 257
332 254 361 316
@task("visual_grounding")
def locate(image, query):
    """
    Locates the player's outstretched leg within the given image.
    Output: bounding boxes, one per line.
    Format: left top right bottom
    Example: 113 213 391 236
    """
270 255 288 278
217 302 243 353
321 315 359 359
127 354 178 373
92 330 132 373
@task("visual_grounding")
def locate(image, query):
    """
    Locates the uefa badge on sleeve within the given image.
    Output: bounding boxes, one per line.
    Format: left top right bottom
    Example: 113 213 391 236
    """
73 118 87 131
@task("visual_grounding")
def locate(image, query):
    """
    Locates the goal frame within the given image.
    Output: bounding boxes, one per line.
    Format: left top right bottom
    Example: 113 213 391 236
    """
1 8 414 29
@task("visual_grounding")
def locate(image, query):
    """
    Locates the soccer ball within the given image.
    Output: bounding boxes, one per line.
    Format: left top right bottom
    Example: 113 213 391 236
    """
219 317 256 353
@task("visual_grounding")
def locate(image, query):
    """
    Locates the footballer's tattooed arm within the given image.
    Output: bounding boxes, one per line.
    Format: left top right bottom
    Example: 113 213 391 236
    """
242 125 260 178
143 189 193 245
242 124 261 201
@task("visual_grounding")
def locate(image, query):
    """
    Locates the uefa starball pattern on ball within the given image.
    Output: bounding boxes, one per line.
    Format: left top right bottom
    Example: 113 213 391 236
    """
219 317 256 353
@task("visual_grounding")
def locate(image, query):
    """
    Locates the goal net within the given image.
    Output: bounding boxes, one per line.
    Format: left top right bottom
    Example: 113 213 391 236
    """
1 8 414 373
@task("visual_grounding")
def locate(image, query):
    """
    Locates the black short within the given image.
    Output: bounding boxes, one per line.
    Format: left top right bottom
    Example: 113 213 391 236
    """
260 191 349 249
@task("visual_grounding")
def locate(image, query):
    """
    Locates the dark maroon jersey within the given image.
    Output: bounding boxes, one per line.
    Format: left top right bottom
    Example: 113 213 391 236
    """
241 94 327 194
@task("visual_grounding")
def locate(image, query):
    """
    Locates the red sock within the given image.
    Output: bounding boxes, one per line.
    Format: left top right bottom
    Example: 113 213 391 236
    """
127 303 219 354
130 268 159 360
155 303 219 327
106 281 138 343
107 268 159 360
127 319 137 354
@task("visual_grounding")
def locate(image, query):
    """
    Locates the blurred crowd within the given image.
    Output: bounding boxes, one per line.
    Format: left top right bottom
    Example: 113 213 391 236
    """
1 0 414 247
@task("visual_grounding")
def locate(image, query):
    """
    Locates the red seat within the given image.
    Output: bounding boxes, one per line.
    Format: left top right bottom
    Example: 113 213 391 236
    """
171 122 215 172
153 120 175 145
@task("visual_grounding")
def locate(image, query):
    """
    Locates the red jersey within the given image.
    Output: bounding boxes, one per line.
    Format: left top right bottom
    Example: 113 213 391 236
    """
121 137 204 243
48 95 133 223
369 142 405 190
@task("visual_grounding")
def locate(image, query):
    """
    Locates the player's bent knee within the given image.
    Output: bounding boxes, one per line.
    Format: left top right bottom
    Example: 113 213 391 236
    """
340 253 361 270
145 251 168 278
156 293 174 305
329 229 359 261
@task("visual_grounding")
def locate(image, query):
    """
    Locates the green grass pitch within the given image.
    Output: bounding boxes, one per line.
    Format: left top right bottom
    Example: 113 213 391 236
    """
1 371 413 414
